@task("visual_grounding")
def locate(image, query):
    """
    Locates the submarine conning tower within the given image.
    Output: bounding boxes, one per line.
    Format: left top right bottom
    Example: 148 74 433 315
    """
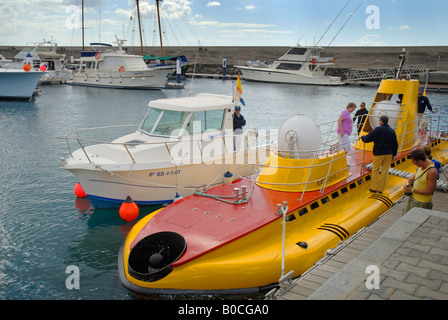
355 78 419 153
255 114 349 193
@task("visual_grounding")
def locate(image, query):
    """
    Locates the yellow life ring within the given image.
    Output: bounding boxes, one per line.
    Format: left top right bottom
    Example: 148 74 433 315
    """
95 52 100 59
119 66 125 72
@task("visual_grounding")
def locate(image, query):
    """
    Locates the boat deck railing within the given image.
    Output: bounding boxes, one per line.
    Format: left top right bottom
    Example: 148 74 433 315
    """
57 124 274 166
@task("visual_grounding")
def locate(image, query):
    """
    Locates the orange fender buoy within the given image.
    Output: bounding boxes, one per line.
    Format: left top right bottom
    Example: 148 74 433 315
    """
74 182 87 198
119 196 139 221
23 63 31 72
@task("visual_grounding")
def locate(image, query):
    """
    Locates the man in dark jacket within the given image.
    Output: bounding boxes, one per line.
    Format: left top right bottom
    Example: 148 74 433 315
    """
360 115 399 194
417 90 434 128
233 105 246 133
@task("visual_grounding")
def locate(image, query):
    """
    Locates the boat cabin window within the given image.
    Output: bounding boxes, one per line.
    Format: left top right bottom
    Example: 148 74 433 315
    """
139 108 225 137
184 110 225 134
140 108 189 136
277 63 302 71
286 48 308 55
103 56 147 69
85 61 95 69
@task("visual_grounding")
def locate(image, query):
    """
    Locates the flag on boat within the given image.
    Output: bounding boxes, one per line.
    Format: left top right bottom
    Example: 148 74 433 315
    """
235 74 246 106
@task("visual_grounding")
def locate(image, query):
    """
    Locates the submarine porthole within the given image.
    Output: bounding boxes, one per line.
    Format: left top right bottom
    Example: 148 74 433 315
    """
298 207 308 216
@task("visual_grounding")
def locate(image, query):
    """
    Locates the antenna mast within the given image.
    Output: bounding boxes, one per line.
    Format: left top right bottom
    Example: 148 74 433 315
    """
136 0 144 56
315 0 351 47
156 0 164 57
82 0 85 50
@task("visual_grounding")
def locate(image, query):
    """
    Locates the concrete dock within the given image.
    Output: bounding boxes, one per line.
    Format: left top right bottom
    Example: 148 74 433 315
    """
272 169 448 300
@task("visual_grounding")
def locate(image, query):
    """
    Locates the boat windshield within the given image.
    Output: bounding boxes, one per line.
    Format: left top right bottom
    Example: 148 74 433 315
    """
287 48 308 55
140 108 225 137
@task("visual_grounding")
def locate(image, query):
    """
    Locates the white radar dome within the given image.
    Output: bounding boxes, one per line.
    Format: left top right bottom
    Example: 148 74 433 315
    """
278 114 322 159
369 100 401 130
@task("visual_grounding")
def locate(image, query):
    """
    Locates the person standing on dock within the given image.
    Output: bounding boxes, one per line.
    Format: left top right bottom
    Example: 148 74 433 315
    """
353 102 368 134
403 149 438 214
337 102 357 153
417 90 434 127
360 115 398 194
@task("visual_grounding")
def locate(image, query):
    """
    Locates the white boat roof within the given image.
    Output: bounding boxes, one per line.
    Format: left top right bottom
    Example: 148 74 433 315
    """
148 93 234 112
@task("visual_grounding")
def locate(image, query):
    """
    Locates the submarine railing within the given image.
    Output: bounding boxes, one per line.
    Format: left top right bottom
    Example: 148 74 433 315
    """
265 114 442 298
233 109 431 200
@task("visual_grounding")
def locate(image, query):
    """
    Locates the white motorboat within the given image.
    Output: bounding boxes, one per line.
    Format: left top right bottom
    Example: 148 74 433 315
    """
236 45 343 86
0 54 12 66
0 67 45 101
66 39 172 89
6 40 72 83
58 93 270 208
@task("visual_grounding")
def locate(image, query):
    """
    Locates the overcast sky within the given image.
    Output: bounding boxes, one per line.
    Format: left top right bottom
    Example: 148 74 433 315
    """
0 0 446 47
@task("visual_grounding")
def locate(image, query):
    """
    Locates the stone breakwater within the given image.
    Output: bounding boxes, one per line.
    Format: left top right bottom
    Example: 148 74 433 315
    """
1 45 447 82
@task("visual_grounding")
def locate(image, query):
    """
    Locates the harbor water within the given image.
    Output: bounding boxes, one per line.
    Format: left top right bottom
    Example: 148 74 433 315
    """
0 79 447 300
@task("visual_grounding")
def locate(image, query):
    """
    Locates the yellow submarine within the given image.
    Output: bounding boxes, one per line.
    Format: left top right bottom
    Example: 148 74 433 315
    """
118 75 448 296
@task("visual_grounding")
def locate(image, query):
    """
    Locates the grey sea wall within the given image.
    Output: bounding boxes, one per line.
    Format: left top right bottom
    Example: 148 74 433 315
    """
1 45 447 83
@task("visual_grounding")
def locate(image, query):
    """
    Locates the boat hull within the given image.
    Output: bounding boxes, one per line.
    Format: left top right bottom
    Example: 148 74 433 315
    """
0 70 44 100
238 66 344 86
66 69 171 89
65 150 264 208
118 139 448 295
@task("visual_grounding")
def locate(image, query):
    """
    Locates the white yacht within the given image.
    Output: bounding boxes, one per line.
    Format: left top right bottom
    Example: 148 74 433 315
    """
58 93 270 208
0 67 45 101
236 45 343 86
66 40 172 89
6 40 72 83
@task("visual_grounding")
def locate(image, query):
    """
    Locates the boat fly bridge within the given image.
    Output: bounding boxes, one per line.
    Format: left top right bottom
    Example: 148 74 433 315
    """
58 93 271 208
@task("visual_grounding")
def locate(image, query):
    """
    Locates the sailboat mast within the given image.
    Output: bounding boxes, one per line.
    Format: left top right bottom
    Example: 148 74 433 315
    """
82 0 85 50
136 0 144 56
156 0 164 57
